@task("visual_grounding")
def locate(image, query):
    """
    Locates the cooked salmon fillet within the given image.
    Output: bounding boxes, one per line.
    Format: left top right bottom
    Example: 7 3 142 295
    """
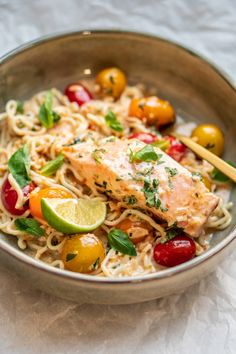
63 138 219 237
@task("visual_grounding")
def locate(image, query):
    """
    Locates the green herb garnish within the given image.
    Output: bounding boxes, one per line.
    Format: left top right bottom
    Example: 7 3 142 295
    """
8 145 31 188
16 100 24 114
165 167 178 177
107 228 137 256
142 178 160 208
15 218 45 238
66 253 77 262
161 222 183 243
92 257 100 270
40 154 64 176
211 161 236 183
91 149 106 164
38 91 61 128
191 171 203 181
129 145 162 163
123 195 138 205
104 110 123 132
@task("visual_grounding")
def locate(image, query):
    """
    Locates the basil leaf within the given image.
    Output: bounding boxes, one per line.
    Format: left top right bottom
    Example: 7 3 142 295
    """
38 91 61 128
108 228 137 256
8 145 31 188
211 161 236 183
16 100 24 114
66 253 77 262
15 218 45 238
130 145 162 163
40 154 64 176
105 111 123 132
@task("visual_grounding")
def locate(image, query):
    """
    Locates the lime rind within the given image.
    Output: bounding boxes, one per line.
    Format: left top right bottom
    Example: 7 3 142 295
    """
41 198 107 234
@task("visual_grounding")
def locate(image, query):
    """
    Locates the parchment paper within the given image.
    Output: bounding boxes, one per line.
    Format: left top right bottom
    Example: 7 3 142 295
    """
0 1 236 353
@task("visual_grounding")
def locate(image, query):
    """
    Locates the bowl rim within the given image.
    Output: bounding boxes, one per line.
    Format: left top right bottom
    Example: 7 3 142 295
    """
0 29 236 285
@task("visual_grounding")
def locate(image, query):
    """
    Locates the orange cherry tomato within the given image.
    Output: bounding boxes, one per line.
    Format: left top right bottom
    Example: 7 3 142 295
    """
96 67 126 98
116 218 153 244
129 96 175 128
29 187 73 220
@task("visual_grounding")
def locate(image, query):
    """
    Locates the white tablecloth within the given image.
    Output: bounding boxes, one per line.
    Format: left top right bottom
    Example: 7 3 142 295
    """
0 1 236 353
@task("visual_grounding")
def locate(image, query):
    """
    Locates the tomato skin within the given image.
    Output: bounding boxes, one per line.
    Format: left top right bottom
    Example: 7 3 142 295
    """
129 96 175 128
165 136 187 162
153 235 196 267
128 132 158 144
96 67 126 98
191 124 224 156
64 83 93 106
61 234 105 273
29 187 73 220
1 178 35 216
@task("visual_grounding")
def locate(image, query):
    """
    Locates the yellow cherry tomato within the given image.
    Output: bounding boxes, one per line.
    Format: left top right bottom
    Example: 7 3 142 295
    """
61 234 105 273
29 187 73 220
96 67 126 98
116 218 153 244
191 124 224 156
129 96 175 128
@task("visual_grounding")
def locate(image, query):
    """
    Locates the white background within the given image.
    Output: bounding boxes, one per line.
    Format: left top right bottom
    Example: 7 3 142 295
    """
0 1 236 353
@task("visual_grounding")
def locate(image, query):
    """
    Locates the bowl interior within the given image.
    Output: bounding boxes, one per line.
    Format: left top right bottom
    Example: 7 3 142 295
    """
0 30 236 267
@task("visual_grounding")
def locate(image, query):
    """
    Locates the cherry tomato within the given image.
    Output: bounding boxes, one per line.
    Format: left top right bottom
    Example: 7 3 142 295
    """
153 235 196 267
191 124 224 156
116 218 153 244
64 83 93 106
129 96 175 128
61 234 105 273
1 178 35 216
165 136 187 162
29 187 73 220
128 132 158 144
96 67 126 98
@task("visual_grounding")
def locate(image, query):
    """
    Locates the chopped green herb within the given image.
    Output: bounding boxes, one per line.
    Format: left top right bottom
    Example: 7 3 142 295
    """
95 181 108 189
165 167 178 177
211 161 236 183
123 195 138 205
8 145 31 188
15 218 45 238
161 222 183 243
66 137 81 146
104 110 123 132
91 149 106 164
107 228 137 256
109 75 115 84
40 154 64 176
92 257 100 270
66 253 77 262
129 145 162 163
191 172 203 181
16 100 24 114
38 91 61 128
152 139 170 151
142 178 160 208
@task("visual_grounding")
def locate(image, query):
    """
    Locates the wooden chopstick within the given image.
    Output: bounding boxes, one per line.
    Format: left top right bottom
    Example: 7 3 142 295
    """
174 134 236 183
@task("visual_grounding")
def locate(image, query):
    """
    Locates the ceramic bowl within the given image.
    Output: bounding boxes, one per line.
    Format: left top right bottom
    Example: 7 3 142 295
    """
0 30 236 304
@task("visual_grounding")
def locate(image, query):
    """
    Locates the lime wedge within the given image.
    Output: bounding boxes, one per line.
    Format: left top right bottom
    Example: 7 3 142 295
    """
41 198 106 234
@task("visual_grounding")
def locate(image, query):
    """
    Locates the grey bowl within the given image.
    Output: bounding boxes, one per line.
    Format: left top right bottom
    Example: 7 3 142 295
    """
0 30 236 304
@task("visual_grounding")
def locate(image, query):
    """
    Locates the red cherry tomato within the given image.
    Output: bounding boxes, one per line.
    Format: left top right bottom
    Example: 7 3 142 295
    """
64 83 93 106
165 136 186 162
128 132 158 144
153 235 196 267
1 178 35 216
